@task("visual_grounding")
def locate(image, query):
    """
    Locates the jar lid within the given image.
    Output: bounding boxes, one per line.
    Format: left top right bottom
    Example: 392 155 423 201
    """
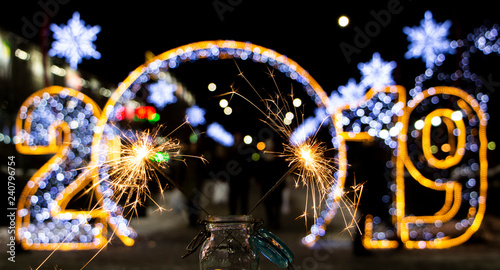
254 228 294 268
206 215 254 223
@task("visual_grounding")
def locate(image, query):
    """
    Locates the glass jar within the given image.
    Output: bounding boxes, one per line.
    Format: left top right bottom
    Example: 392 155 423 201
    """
199 215 260 270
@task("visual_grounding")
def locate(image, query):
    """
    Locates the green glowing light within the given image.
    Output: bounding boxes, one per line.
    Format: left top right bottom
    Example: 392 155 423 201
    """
150 152 170 163
189 132 198 144
148 113 160 123
488 141 496 151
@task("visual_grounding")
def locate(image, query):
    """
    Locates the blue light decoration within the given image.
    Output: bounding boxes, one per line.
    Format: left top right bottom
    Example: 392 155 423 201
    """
147 79 178 109
289 117 321 145
303 11 492 250
336 78 367 106
206 122 234 147
358 53 397 90
14 86 135 250
290 53 395 147
186 105 206 127
403 11 453 69
49 12 101 70
469 24 500 55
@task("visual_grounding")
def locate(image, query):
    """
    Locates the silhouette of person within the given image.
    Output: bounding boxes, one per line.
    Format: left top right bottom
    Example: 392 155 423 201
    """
182 141 206 226
228 132 252 215
258 138 286 229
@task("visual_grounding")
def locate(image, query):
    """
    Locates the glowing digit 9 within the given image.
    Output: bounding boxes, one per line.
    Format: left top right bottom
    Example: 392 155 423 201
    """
397 86 488 249
308 85 488 250
421 108 466 169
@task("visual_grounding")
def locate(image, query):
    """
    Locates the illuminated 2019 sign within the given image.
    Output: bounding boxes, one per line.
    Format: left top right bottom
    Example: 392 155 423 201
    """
15 40 489 251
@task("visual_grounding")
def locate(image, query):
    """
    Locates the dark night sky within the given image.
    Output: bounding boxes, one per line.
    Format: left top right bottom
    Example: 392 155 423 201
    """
1 0 498 88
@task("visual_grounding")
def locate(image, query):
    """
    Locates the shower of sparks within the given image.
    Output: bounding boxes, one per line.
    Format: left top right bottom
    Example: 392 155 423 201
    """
282 139 335 212
283 138 337 222
303 180 364 247
104 128 182 215
35 124 207 270
227 65 338 224
336 181 364 237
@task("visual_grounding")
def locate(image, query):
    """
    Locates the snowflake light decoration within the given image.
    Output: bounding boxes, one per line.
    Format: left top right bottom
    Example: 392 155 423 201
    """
147 80 178 109
186 105 206 127
49 12 101 70
358 53 396 90
338 78 367 103
327 92 344 114
403 11 453 69
326 79 366 116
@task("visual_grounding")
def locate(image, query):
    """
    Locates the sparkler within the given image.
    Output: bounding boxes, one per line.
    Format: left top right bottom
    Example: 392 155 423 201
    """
40 124 208 270
33 127 188 270
228 64 338 223
105 128 180 214
103 125 208 216
282 139 337 221
246 103 337 222
240 81 365 238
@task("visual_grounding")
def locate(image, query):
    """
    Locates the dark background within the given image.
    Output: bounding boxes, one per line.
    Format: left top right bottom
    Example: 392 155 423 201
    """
1 0 498 89
1 0 499 221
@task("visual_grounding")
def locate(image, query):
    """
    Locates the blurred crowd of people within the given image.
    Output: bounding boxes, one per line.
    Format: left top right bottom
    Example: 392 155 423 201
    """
167 131 290 229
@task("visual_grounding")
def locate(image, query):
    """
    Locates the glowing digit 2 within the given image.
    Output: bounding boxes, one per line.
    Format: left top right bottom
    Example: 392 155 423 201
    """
15 86 134 250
